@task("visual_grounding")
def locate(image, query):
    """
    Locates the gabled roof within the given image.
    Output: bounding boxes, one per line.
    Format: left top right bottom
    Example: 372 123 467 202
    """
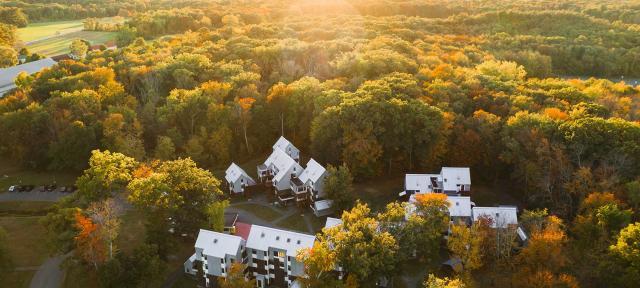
273 136 298 153
246 225 315 256
472 206 518 228
195 229 243 258
265 149 302 183
299 158 326 184
324 217 342 229
225 163 254 183
447 196 472 217
440 167 471 191
405 174 438 191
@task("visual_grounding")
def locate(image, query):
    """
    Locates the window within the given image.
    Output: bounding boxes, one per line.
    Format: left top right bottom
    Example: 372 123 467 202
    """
221 268 225 273
278 251 285 258
230 258 235 263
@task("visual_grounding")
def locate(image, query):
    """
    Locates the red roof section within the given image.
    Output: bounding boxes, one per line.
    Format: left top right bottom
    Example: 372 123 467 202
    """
235 222 252 241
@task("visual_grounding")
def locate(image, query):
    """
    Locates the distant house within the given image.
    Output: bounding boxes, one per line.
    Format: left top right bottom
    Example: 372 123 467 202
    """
472 206 518 228
246 225 315 288
291 158 327 203
273 136 300 162
225 163 256 194
184 229 246 287
0 58 56 97
400 167 471 197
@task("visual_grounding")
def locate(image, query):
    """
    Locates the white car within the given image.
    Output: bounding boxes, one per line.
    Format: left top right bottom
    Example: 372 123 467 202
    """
8 185 16 192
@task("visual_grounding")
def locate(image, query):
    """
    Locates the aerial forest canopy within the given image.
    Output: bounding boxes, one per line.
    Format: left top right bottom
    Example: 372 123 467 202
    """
1 0 640 219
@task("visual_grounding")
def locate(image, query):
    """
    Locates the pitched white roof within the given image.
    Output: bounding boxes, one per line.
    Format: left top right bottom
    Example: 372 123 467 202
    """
265 148 302 183
195 229 243 258
246 225 315 256
447 196 472 217
440 167 471 191
472 206 518 228
313 199 333 211
299 158 326 184
324 217 342 229
273 136 297 153
405 174 438 191
225 163 254 183
0 58 56 96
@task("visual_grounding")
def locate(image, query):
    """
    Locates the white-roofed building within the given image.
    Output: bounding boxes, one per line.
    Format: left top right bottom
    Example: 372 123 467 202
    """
439 167 471 194
246 225 315 287
401 167 471 197
273 136 300 162
472 206 518 228
447 196 473 218
257 148 303 192
291 158 327 203
311 199 334 217
185 229 245 286
324 217 342 230
225 163 256 194
0 58 56 97
404 174 439 195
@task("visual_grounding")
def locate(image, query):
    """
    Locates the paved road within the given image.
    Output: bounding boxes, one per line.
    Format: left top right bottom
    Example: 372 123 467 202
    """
29 253 70 288
0 191 70 202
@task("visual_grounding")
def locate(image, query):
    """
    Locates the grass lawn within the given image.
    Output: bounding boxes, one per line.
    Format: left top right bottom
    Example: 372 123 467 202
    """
115 209 147 255
0 161 79 193
232 203 282 222
0 271 35 288
277 213 308 232
25 31 117 56
62 263 98 288
353 174 404 212
0 201 54 216
17 20 84 43
0 216 50 267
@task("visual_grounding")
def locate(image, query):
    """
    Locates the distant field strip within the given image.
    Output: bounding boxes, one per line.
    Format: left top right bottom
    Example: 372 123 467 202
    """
26 31 117 56
17 20 85 43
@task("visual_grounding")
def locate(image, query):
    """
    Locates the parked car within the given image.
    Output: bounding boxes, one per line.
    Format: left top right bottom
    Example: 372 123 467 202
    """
23 185 35 192
17 185 28 192
8 185 17 192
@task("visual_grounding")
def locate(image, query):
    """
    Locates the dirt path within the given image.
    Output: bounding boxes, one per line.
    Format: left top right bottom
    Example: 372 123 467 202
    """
29 253 70 288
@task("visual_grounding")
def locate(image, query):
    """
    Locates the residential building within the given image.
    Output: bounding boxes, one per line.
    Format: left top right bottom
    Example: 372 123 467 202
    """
472 206 518 228
406 194 473 223
185 229 245 287
273 136 300 162
400 167 471 197
257 148 302 190
225 163 256 194
0 58 56 97
291 158 327 203
246 225 315 288
186 224 315 288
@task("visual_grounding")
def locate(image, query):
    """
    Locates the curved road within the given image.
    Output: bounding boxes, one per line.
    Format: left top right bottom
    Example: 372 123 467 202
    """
29 253 70 288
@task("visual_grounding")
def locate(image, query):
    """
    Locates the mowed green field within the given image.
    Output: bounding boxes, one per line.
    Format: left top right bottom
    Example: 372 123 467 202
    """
17 20 85 43
17 18 122 56
25 31 117 56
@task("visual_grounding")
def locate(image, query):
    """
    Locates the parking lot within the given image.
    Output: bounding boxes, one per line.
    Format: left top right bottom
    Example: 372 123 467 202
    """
0 185 75 202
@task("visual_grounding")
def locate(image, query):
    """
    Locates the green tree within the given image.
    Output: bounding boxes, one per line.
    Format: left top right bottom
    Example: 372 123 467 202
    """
76 150 138 202
0 45 17 68
323 202 398 285
154 136 176 160
296 241 344 288
70 39 88 59
324 164 355 212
